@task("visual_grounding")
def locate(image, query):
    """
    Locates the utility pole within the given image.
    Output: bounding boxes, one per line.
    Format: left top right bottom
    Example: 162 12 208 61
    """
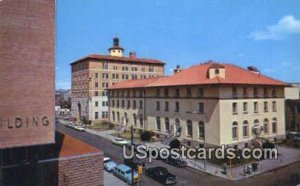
131 125 134 185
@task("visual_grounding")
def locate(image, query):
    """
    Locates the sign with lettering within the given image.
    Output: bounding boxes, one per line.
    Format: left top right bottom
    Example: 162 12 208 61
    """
0 0 55 148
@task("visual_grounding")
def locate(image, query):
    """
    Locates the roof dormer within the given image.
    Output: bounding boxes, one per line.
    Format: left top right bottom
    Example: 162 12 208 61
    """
208 63 225 79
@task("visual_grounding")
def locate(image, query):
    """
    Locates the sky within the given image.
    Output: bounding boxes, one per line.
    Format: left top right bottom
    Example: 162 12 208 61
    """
56 0 300 89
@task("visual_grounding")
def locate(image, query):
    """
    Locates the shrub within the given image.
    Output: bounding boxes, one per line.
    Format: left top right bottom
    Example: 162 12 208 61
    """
140 131 153 141
169 139 181 149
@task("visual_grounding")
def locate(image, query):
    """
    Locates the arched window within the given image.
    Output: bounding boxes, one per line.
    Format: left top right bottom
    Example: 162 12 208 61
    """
187 120 193 137
139 114 143 127
156 116 161 131
175 119 181 136
198 121 205 138
263 118 269 134
232 122 238 140
243 121 249 137
165 118 170 132
272 118 277 133
133 114 137 126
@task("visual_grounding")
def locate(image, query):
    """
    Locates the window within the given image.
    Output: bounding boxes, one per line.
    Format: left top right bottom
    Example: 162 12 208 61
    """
121 100 125 108
243 121 249 137
264 101 268 112
165 118 170 132
243 87 248 97
156 101 160 111
272 88 277 97
175 89 180 97
215 69 220 75
95 73 98 78
133 100 136 109
232 102 238 114
199 121 205 138
254 87 259 97
95 91 99 96
187 88 192 97
232 122 238 140
95 101 98 107
117 112 120 122
156 89 160 97
243 102 248 113
139 100 143 109
102 111 108 118
197 87 204 97
95 82 98 88
272 101 277 112
111 100 115 107
156 117 161 131
103 62 108 70
254 102 258 113
113 66 118 70
187 120 193 137
175 102 180 112
165 102 169 111
263 119 269 134
164 89 169 97
264 87 268 97
127 100 130 109
117 100 120 108
112 111 115 121
133 114 137 126
232 86 238 97
199 103 204 114
95 112 99 119
139 115 143 127
272 118 277 133
102 101 106 107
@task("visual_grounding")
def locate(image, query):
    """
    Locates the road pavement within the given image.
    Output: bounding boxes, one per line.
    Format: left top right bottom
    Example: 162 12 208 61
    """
56 122 300 186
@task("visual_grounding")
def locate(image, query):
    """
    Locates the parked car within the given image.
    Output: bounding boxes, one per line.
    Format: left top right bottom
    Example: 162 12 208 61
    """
104 157 117 172
145 166 177 185
165 157 187 167
124 158 145 170
287 132 300 142
112 164 138 184
112 138 129 146
74 125 86 132
65 122 73 128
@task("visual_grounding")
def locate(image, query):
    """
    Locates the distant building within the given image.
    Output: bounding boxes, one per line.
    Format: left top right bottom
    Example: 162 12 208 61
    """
108 62 288 147
70 37 165 123
285 83 300 100
285 83 300 132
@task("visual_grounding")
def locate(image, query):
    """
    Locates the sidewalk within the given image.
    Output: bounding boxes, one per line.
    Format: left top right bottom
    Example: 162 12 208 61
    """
58 120 300 180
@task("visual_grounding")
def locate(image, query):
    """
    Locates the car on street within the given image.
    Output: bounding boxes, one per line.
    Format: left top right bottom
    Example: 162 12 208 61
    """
145 166 177 185
104 157 117 172
165 157 187 167
112 138 129 146
112 164 138 184
65 122 73 128
287 132 300 142
74 125 86 132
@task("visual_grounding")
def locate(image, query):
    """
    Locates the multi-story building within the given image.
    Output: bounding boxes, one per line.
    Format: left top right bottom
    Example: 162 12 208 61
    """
285 83 300 132
108 62 288 147
70 38 165 122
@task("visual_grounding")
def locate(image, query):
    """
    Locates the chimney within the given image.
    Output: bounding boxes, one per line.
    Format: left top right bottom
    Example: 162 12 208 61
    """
173 65 182 74
129 51 136 59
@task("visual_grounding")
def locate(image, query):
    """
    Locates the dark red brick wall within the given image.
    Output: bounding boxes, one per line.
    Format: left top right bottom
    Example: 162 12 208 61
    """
1 153 103 186
0 0 55 148
57 154 104 186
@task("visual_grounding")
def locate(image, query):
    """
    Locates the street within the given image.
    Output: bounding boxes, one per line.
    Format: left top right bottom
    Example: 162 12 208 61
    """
56 122 300 186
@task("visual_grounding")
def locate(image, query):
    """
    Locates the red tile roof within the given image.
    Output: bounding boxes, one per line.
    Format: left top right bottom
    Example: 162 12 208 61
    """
108 62 287 89
70 54 165 65
58 131 101 158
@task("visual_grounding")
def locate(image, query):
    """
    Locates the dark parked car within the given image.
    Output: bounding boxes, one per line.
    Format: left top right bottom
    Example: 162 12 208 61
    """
145 166 177 185
165 157 187 167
